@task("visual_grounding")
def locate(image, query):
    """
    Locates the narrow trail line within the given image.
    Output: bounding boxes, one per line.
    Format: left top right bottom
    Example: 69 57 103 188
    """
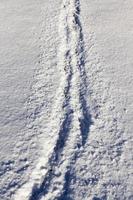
29 0 92 200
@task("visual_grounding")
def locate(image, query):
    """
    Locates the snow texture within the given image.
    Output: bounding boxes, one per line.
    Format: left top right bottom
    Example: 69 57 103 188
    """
0 0 133 200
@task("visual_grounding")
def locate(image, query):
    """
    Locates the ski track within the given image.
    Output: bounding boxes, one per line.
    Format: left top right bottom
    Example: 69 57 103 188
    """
29 0 92 199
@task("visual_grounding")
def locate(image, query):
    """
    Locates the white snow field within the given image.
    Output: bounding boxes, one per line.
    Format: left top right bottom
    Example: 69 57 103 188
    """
0 0 133 200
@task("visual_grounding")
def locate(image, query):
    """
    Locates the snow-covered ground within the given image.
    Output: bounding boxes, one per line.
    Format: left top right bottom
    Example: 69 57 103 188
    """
0 0 42 197
0 0 133 200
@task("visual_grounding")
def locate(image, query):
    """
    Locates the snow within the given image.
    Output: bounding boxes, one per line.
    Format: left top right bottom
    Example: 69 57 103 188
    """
0 0 50 198
0 0 133 200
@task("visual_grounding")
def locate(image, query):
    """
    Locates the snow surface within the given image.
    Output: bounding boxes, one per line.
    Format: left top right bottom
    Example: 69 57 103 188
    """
0 0 133 200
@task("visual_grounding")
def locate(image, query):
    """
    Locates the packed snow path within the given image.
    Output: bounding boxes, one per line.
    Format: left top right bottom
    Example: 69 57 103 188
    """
15 0 92 199
29 0 92 199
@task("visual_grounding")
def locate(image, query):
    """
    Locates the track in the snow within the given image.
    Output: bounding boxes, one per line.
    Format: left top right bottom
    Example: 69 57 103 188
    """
29 0 92 199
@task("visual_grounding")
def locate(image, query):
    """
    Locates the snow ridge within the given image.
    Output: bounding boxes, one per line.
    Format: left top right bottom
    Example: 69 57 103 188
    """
15 0 92 199
29 0 92 200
